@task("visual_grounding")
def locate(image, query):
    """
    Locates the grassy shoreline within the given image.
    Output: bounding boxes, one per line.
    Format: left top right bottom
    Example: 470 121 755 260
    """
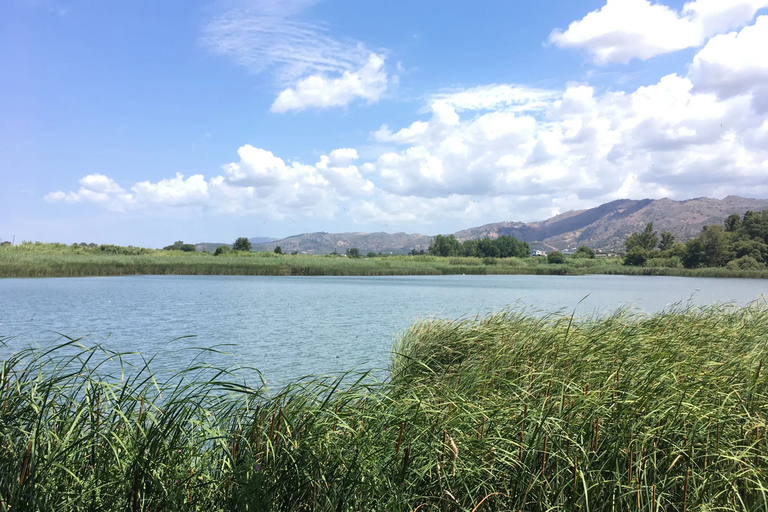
3 244 768 279
2 304 768 510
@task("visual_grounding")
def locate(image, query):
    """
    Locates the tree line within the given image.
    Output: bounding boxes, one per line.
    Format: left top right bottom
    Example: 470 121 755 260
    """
623 210 768 270
427 234 531 258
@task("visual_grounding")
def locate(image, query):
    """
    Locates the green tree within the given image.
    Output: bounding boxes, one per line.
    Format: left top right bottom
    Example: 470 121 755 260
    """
658 231 675 251
626 223 658 252
274 246 283 254
623 246 648 266
367 252 377 258
213 245 230 256
573 246 595 259
232 237 252 252
428 235 463 257
700 225 731 267
163 241 196 252
726 256 763 270
347 248 361 258
724 213 742 232
547 251 566 264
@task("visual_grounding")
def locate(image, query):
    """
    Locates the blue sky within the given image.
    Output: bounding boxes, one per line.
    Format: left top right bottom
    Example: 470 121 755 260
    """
2 0 768 247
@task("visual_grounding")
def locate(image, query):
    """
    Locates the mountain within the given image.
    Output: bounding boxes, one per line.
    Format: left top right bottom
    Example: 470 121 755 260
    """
214 196 768 255
252 232 431 255
455 196 768 252
195 237 278 253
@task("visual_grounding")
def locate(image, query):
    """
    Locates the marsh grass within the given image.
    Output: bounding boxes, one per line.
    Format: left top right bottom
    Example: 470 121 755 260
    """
4 243 768 278
3 304 768 510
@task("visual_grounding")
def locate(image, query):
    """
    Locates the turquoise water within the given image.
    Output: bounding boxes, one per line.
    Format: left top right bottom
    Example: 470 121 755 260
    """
0 275 765 386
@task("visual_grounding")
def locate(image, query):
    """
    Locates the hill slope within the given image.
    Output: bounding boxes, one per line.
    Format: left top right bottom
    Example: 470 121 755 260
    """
456 196 768 252
245 196 768 254
252 232 432 255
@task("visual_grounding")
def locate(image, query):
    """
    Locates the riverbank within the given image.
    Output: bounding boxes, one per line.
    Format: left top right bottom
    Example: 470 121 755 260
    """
2 304 767 510
2 244 768 278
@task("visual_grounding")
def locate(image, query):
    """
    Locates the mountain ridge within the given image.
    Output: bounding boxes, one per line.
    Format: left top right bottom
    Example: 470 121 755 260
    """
230 196 768 254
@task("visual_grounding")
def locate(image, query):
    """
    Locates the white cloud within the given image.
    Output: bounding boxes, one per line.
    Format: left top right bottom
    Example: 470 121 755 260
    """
430 84 562 113
45 174 133 211
46 17 768 229
271 54 389 112
550 0 768 64
355 20 768 224
689 15 768 99
45 145 375 219
327 148 359 165
203 0 370 84
203 1 393 111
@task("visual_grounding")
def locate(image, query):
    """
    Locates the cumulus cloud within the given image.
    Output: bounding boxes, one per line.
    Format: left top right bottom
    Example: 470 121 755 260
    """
550 0 768 64
271 54 389 112
47 17 768 229
689 15 768 100
354 19 768 224
45 146 374 219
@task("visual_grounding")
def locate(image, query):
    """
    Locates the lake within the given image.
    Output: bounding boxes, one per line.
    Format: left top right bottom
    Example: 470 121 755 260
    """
1 274 766 387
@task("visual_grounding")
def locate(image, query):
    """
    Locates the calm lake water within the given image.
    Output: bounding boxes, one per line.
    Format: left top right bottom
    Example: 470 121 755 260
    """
1 275 766 387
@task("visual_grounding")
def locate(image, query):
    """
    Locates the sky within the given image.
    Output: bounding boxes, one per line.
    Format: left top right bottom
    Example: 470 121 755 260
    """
2 0 768 247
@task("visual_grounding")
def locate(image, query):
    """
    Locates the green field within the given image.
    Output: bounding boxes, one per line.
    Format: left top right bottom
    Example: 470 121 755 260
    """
2 304 768 510
3 243 768 278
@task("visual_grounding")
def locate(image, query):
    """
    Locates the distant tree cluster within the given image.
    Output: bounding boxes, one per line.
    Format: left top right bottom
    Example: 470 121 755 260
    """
163 241 196 252
232 237 252 252
623 211 768 269
428 234 530 258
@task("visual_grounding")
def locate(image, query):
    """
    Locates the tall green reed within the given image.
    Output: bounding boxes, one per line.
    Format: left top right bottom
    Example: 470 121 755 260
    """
2 303 768 510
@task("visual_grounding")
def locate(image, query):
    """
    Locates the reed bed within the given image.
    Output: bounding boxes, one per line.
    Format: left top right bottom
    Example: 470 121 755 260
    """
4 244 768 278
2 304 768 510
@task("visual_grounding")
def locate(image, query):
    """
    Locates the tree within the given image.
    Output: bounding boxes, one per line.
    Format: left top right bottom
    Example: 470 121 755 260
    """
213 245 230 256
347 248 361 258
428 235 462 257
274 246 283 254
573 246 595 259
547 251 566 264
367 252 377 258
624 247 648 266
233 237 252 252
163 240 196 252
626 223 658 252
659 231 675 251
699 225 731 267
724 214 742 232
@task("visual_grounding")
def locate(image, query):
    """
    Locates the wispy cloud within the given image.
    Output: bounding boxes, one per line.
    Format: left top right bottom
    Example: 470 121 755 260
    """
202 0 373 85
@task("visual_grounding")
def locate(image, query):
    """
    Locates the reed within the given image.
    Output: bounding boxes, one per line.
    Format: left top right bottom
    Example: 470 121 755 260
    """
2 302 768 510
5 242 768 279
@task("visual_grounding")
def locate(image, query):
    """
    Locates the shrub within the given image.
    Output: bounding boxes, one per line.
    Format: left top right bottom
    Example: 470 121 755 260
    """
213 245 230 256
163 241 197 252
547 251 565 264
726 255 764 270
623 246 648 266
573 246 595 259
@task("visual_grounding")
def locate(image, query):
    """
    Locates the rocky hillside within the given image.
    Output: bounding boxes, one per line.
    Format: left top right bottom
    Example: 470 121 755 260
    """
252 232 432 255
456 196 768 252
216 196 768 254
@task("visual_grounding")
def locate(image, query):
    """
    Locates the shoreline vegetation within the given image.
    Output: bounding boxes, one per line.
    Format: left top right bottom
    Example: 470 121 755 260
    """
2 304 768 510
3 242 768 279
